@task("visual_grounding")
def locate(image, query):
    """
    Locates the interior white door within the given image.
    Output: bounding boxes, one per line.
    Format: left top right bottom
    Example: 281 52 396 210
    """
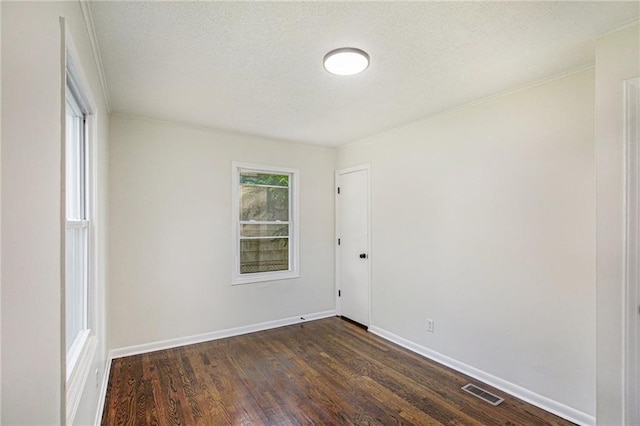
337 166 370 326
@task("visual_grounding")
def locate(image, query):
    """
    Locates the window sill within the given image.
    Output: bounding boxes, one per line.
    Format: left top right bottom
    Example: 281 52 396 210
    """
232 270 300 285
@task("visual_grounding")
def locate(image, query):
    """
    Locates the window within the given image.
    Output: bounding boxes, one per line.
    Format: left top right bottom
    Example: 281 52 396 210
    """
232 163 299 284
65 80 89 368
64 32 99 425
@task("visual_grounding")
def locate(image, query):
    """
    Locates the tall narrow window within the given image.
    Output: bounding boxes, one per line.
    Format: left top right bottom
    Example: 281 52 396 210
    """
65 82 89 366
232 163 299 284
64 34 100 425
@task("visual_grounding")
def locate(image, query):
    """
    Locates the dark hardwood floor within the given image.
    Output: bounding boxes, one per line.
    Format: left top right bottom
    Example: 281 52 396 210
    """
102 317 575 425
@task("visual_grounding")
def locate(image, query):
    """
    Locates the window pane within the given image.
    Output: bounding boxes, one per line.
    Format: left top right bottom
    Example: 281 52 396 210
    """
65 226 87 351
240 186 289 221
65 87 88 356
66 93 85 221
240 172 288 187
240 238 289 274
241 224 289 238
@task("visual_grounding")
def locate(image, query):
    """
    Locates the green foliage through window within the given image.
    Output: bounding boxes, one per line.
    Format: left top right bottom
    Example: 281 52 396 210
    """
238 170 291 275
240 172 289 187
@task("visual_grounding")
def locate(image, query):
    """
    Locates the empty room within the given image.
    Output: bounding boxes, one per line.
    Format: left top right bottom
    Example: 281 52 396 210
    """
1 1 640 425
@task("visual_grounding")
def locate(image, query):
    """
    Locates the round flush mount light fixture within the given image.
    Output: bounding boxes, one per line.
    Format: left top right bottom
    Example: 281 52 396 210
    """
323 47 370 76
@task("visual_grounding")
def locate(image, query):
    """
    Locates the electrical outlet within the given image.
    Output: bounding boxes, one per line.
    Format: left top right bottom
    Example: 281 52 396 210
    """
427 319 435 333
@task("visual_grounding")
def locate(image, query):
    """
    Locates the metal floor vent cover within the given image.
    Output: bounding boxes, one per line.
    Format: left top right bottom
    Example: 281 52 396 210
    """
461 383 504 406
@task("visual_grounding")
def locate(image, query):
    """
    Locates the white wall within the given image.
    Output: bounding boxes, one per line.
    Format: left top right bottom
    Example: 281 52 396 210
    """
108 115 335 349
1 2 109 424
337 70 596 420
594 24 640 426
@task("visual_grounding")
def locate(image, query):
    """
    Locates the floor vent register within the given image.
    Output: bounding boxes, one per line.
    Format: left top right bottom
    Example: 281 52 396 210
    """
461 383 504 406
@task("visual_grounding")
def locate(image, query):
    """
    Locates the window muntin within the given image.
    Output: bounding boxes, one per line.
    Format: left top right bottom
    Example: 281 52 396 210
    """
233 164 299 284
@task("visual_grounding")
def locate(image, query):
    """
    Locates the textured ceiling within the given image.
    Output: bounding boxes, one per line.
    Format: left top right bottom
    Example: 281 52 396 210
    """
89 1 639 147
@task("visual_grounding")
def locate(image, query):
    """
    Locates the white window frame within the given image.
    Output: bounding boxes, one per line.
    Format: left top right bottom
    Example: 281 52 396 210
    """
231 162 300 285
65 85 89 371
63 26 98 426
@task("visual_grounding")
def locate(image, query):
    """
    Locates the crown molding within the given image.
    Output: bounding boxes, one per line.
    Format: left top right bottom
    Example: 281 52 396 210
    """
110 112 337 152
340 64 595 150
595 18 639 40
79 0 111 113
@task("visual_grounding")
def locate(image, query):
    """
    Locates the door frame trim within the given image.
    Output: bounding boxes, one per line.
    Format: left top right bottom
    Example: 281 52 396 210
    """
335 164 372 326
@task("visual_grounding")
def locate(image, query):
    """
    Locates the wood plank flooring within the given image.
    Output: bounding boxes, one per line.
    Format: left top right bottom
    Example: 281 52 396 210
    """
102 317 575 425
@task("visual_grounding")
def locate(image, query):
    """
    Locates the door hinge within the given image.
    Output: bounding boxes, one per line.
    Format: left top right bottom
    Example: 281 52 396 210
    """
338 290 341 297
337 187 340 194
338 238 341 245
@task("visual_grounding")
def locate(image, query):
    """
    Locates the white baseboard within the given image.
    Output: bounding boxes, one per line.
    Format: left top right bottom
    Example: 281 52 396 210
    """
98 313 592 426
95 310 336 425
369 326 595 426
109 310 336 359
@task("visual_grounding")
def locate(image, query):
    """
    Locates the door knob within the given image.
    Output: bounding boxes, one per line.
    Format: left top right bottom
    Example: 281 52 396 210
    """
359 253 368 259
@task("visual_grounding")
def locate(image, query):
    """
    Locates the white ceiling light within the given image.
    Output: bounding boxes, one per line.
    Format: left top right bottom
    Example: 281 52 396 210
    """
323 47 370 76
